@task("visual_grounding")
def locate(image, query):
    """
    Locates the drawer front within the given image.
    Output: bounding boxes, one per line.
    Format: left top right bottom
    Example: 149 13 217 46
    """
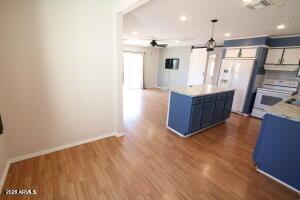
193 97 204 105
217 93 227 100
204 95 217 102
227 91 234 98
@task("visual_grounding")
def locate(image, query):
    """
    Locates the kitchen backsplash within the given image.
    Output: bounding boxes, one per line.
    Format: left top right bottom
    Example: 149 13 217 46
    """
264 70 300 94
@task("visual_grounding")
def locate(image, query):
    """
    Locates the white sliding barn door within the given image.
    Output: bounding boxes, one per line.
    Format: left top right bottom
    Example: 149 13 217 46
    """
187 48 208 86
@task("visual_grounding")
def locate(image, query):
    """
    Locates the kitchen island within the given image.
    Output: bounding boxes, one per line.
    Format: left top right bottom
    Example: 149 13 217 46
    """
253 94 300 193
166 85 235 137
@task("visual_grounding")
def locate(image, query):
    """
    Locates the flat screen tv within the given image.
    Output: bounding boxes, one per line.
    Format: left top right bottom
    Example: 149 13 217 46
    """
165 58 179 69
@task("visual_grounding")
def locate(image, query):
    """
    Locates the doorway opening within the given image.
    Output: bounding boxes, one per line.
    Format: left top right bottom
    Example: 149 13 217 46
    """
123 51 145 121
123 52 144 90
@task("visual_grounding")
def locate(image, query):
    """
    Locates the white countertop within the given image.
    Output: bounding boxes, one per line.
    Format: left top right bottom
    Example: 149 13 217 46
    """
267 94 300 122
169 84 235 97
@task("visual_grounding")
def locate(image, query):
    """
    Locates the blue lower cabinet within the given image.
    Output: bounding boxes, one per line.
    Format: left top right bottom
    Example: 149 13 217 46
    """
223 97 233 120
168 92 193 135
201 102 216 128
189 104 203 133
253 114 300 191
213 100 226 123
168 91 234 136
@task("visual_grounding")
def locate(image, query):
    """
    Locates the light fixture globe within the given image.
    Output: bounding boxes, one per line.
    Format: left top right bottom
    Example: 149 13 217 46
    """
206 19 218 51
206 38 216 51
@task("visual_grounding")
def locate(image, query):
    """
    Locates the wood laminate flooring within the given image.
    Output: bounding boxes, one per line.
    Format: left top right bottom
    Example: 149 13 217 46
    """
1 89 299 199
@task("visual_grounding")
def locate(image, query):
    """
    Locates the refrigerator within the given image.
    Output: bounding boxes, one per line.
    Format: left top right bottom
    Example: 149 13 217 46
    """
218 59 255 113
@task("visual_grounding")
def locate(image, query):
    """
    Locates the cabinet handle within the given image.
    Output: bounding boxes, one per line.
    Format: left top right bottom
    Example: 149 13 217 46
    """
0 115 3 135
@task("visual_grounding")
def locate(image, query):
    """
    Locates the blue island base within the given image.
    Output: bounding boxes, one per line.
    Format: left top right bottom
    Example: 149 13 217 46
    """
166 90 234 137
253 114 300 194
167 120 225 138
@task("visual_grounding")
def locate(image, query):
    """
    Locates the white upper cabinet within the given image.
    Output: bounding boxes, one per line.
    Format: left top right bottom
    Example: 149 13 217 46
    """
265 48 284 64
225 49 240 58
282 48 300 65
240 48 257 58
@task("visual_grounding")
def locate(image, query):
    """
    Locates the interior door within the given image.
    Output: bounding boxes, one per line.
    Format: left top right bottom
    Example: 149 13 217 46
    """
265 48 284 64
205 48 223 86
187 48 208 86
230 59 255 113
205 53 216 85
282 48 300 65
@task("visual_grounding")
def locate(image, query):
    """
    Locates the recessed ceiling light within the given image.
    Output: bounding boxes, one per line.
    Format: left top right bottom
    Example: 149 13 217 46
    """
132 31 138 35
175 40 180 43
225 33 231 37
180 16 187 22
277 25 285 30
242 0 252 3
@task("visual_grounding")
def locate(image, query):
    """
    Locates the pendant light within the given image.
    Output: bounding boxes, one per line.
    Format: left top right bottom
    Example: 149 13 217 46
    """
206 19 218 51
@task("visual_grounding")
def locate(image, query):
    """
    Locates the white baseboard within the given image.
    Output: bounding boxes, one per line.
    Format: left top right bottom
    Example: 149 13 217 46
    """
115 132 124 137
256 168 300 194
0 160 11 193
9 132 117 164
155 86 169 91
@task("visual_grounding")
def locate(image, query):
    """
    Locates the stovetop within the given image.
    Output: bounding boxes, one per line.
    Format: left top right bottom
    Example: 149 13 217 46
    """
259 79 299 93
257 87 296 95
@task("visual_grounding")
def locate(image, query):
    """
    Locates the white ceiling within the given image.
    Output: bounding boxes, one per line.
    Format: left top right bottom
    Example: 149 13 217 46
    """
123 0 300 47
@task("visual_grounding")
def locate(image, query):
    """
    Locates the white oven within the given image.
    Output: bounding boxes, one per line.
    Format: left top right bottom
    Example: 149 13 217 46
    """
251 79 298 119
254 89 292 110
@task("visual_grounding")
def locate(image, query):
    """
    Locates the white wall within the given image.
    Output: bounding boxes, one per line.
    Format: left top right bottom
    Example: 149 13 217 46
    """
0 0 121 158
0 136 8 190
123 45 159 88
157 46 191 88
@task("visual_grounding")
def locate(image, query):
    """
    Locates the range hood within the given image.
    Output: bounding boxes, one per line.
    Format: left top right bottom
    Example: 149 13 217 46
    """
264 64 300 72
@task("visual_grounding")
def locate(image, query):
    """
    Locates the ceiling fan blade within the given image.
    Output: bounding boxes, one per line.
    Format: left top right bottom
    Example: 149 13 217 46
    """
156 44 168 48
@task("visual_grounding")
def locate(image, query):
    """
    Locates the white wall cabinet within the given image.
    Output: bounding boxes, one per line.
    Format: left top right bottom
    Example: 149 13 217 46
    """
225 48 257 58
240 48 257 58
225 49 240 58
265 48 284 64
282 48 300 65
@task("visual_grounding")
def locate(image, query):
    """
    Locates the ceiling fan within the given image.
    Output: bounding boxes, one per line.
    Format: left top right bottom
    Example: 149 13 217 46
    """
123 37 196 47
150 40 168 48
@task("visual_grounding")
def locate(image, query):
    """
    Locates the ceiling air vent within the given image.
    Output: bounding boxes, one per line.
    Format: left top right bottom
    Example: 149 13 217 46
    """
245 0 273 10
